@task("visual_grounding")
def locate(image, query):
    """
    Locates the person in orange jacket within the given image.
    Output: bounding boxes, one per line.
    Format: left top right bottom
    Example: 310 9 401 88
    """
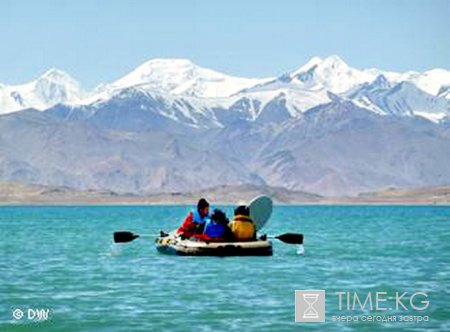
177 198 210 239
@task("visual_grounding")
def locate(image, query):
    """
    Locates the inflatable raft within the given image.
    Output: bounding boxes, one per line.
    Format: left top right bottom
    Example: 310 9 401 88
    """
113 196 305 256
155 234 273 256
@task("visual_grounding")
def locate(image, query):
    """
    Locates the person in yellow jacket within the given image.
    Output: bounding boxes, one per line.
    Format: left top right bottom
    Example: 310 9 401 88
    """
229 205 256 241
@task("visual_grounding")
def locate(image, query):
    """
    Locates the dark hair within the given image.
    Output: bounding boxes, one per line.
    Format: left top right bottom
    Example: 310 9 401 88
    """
197 198 210 211
211 208 228 224
234 205 250 216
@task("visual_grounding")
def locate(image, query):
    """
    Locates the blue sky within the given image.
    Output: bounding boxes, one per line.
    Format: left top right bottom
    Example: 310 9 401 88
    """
1 0 449 88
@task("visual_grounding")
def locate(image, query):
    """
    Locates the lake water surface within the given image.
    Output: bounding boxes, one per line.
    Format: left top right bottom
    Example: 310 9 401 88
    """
1 205 449 331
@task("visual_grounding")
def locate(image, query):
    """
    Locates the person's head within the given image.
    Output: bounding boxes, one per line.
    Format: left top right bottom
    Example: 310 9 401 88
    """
197 198 210 217
211 208 228 225
234 205 250 216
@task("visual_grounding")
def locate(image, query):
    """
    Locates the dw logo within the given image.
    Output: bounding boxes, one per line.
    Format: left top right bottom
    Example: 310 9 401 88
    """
295 290 326 323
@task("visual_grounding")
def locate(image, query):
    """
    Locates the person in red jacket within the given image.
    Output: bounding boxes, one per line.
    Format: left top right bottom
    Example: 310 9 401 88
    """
177 198 210 239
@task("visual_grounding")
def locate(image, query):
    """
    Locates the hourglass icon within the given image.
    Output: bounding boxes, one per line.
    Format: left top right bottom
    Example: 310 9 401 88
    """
302 293 319 319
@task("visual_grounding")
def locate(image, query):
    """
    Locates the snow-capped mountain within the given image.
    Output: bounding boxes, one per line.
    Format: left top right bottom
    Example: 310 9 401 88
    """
1 56 449 123
367 68 450 96
105 58 269 98
226 55 450 121
240 55 378 100
1 56 450 196
47 86 222 130
345 75 450 121
0 69 84 114
3 96 450 196
288 55 376 93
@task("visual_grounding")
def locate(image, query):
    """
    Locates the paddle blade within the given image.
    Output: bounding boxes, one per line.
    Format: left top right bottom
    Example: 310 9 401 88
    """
248 195 273 231
275 233 304 244
114 231 140 243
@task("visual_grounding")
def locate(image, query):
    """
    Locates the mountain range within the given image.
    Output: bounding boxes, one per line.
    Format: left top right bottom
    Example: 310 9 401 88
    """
1 56 449 196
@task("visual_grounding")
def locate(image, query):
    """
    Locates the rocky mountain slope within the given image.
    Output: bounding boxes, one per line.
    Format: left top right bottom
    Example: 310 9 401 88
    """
1 56 449 196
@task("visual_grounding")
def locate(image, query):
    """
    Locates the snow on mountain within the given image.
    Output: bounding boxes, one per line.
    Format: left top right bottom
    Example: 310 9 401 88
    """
346 75 450 121
1 57 450 124
107 58 269 98
344 75 391 115
371 68 450 97
0 69 83 114
233 55 378 118
437 85 450 99
2 59 450 196
289 55 376 93
241 55 374 95
289 56 450 101
239 87 331 118
51 56 450 127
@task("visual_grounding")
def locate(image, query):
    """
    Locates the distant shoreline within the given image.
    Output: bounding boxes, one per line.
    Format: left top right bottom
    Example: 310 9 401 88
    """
1 199 449 206
1 182 449 206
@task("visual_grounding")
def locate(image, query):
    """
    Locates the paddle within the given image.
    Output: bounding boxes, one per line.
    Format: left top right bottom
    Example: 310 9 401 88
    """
113 230 303 245
272 233 304 245
248 195 273 231
114 231 139 243
113 231 169 243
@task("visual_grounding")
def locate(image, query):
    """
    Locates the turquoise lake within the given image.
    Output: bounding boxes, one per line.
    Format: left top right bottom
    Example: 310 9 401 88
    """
1 205 449 331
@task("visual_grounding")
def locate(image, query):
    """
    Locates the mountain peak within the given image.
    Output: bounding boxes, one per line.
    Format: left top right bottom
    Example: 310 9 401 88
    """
293 55 349 75
39 68 76 82
136 58 197 72
142 58 194 66
321 55 349 70
113 58 200 87
109 58 266 98
109 58 207 95
371 74 391 89
288 55 363 93
293 56 323 74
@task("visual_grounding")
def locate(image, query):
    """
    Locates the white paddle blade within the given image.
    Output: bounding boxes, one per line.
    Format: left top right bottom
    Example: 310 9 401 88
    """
248 195 273 231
